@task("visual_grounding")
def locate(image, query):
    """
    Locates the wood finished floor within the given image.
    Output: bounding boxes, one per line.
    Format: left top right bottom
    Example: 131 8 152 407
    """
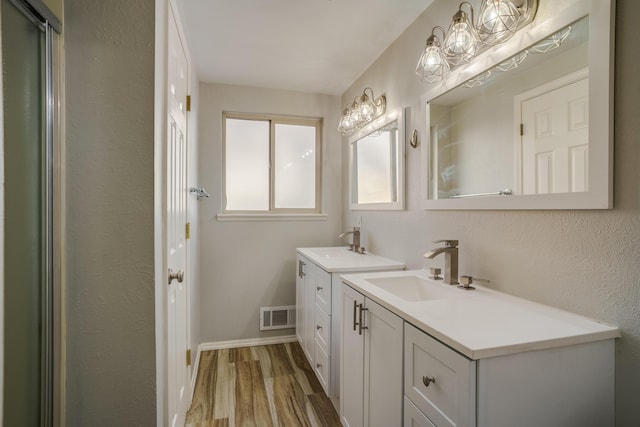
185 342 341 427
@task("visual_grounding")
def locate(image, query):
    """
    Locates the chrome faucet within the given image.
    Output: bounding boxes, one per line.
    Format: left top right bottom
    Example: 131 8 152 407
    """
339 227 361 252
424 240 459 285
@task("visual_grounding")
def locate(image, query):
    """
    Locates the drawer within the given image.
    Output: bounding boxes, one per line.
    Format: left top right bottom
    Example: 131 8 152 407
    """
314 338 330 394
404 396 436 427
314 304 330 353
404 323 476 427
314 268 332 314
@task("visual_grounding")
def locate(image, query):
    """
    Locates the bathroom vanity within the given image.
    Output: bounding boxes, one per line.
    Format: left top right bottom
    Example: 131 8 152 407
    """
295 247 404 408
340 270 620 427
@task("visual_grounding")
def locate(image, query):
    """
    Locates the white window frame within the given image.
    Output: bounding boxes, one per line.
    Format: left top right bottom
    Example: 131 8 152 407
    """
219 112 324 220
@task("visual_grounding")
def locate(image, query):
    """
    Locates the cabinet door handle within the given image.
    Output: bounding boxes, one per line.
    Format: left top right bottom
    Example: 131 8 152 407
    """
353 300 359 331
316 286 323 291
316 324 322 330
358 304 369 335
316 363 323 368
298 261 306 278
422 376 436 387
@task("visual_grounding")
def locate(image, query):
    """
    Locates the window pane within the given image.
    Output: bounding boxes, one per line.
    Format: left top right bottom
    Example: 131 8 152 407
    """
225 118 269 210
355 129 398 204
274 123 316 209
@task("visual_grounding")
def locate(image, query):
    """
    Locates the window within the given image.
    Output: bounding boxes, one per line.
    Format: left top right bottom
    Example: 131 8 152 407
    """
223 112 322 214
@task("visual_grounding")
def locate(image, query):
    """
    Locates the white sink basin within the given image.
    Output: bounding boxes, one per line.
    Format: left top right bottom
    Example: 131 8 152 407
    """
305 247 359 258
364 275 457 302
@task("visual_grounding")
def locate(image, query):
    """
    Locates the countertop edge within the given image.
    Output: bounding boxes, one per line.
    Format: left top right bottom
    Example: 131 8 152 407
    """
341 271 621 361
297 247 406 273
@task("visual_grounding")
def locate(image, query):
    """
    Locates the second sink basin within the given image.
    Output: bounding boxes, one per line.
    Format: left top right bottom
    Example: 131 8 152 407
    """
364 274 457 302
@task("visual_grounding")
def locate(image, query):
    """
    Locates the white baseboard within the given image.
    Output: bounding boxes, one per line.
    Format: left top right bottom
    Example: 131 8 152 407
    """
189 334 298 400
200 334 297 351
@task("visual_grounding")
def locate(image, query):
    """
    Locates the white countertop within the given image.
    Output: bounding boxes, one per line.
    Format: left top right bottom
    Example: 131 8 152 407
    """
341 269 620 360
297 247 405 273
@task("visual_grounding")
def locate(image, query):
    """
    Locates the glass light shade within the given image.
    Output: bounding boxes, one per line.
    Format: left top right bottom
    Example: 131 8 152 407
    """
349 107 362 127
359 95 375 121
416 42 450 83
340 114 353 132
477 0 521 46
443 10 479 67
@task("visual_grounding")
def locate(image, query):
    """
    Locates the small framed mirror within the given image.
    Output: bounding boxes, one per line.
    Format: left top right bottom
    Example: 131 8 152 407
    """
421 0 614 210
349 110 405 210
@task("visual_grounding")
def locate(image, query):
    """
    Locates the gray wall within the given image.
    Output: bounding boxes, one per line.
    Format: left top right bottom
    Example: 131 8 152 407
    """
198 83 342 342
64 0 156 425
342 0 640 425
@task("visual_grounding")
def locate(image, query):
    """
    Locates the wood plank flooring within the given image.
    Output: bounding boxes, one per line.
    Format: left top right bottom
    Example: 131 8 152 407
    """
185 342 341 427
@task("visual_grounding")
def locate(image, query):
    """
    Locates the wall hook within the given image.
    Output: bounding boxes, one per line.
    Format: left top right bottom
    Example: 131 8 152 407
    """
409 129 418 148
190 187 210 200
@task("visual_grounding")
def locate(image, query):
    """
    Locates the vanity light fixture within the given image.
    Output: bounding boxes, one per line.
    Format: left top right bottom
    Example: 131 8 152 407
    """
338 88 386 136
416 26 450 83
416 0 539 84
443 2 479 67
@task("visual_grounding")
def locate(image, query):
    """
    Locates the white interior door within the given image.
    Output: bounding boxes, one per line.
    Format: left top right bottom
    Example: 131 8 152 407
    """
520 70 589 194
167 4 189 426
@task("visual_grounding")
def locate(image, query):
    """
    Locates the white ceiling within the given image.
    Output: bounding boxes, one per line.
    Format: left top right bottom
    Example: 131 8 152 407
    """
179 0 433 95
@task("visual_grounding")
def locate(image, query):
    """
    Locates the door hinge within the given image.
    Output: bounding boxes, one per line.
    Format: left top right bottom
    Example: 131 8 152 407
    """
186 95 191 112
520 123 524 136
185 222 190 240
186 349 191 366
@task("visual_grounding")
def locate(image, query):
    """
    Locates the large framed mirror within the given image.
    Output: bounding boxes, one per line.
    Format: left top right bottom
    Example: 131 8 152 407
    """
349 110 405 210
421 0 614 210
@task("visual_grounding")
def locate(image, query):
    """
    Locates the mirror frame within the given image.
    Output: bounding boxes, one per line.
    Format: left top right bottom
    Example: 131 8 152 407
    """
420 0 614 210
349 109 405 211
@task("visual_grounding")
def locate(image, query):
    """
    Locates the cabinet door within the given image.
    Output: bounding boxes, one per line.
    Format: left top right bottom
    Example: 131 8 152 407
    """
315 268 332 314
340 284 365 427
303 261 316 362
295 256 306 346
363 298 403 427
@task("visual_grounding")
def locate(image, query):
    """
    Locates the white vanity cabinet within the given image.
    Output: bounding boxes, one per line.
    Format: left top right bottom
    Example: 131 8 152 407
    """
404 322 615 427
340 283 403 427
340 270 620 427
295 248 405 407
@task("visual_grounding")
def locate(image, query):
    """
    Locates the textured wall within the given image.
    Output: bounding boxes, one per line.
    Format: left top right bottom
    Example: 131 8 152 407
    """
64 0 156 425
342 0 640 425
198 83 342 342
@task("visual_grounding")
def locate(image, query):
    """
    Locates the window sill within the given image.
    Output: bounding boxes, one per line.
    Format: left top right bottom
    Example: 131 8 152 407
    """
216 212 328 222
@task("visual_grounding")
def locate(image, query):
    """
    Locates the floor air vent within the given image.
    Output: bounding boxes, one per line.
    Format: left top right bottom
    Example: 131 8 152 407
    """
260 306 296 331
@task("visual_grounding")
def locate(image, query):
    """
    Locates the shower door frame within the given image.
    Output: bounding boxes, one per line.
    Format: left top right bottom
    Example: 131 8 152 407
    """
0 0 62 425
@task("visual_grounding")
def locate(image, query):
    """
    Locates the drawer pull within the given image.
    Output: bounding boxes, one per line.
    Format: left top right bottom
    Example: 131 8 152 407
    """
316 324 322 330
316 286 323 291
422 376 436 387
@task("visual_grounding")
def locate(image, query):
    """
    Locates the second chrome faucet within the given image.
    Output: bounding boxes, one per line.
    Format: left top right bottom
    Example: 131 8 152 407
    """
424 239 459 285
339 227 361 253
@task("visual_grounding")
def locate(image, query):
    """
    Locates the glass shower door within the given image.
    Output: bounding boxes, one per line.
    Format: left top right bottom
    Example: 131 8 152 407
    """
2 0 51 425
